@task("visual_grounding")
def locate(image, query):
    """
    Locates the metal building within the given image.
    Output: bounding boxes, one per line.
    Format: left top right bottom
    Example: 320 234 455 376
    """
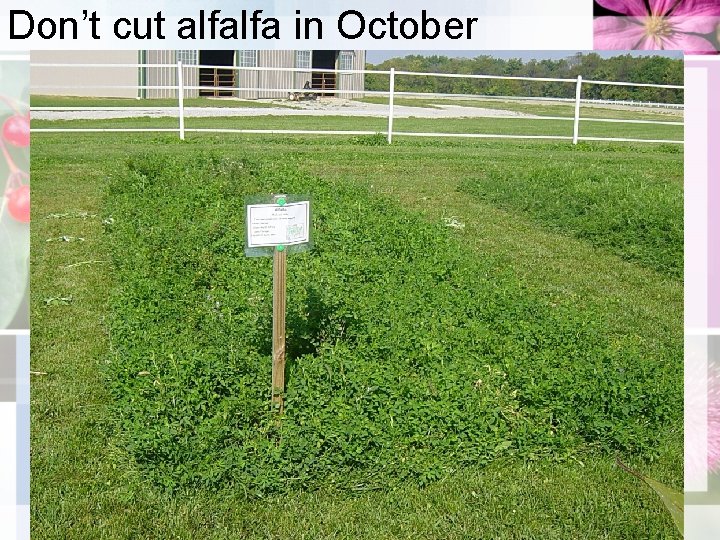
31 50 366 100
30 50 140 99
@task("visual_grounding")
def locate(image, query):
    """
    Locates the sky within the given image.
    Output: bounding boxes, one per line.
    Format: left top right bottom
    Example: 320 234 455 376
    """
365 50 684 64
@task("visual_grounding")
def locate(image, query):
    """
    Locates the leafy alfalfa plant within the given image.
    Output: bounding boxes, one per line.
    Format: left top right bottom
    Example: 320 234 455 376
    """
350 133 388 146
616 457 683 536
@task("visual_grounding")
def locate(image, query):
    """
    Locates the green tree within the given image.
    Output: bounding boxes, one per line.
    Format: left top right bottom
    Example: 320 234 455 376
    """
365 53 682 104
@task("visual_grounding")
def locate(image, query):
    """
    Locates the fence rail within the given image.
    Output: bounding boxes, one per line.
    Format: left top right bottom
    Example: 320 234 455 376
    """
30 62 684 145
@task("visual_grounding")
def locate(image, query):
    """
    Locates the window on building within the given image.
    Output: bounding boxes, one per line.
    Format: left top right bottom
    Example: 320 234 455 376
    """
176 50 197 65
296 50 311 69
238 50 258 67
339 51 354 71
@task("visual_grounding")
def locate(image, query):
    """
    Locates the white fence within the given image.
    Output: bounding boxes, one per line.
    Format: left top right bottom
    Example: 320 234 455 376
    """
30 62 684 145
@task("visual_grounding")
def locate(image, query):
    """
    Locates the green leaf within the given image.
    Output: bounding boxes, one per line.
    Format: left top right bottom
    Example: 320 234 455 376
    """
617 457 683 536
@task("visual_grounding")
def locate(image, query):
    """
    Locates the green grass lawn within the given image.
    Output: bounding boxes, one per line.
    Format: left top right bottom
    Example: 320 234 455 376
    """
32 94 683 125
31 114 683 142
458 151 682 277
355 96 683 122
31 131 682 539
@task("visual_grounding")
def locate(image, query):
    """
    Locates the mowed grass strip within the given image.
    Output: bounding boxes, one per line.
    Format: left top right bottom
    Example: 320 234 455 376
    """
31 94 684 123
355 96 683 122
31 132 681 539
31 113 684 142
286 134 682 458
457 148 682 277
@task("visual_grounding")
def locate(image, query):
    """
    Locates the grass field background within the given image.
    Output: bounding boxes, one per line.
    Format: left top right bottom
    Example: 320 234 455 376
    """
355 96 683 122
31 126 682 539
31 113 683 143
30 94 684 144
32 94 684 122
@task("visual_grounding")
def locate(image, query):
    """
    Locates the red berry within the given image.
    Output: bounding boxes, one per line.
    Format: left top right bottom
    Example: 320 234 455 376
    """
7 184 29 223
3 114 30 147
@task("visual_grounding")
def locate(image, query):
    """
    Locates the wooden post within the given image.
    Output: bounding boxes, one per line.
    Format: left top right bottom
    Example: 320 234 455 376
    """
271 246 287 411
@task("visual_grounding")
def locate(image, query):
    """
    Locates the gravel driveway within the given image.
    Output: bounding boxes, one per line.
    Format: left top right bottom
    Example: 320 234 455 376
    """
32 98 542 121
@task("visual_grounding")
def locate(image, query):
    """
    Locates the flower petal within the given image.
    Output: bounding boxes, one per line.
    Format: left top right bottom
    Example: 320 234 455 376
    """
671 15 720 34
662 31 719 53
636 34 664 49
593 17 647 49
595 0 649 16
649 0 681 17
670 0 720 17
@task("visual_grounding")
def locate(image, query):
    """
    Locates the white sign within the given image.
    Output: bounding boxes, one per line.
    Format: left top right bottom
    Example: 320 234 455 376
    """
1 2 590 50
247 201 310 248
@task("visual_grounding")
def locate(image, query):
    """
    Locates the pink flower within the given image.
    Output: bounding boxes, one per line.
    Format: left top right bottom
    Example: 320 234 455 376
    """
710 361 720 472
685 354 720 485
594 0 720 54
683 350 720 486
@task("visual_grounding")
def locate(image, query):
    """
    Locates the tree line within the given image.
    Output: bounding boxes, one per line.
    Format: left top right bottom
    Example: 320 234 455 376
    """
365 53 683 104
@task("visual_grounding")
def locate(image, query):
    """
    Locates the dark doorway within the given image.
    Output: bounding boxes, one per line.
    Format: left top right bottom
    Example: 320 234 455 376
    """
311 50 338 97
199 50 236 97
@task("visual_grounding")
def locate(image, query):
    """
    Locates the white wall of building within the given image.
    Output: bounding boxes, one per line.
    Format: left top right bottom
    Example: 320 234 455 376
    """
31 50 139 98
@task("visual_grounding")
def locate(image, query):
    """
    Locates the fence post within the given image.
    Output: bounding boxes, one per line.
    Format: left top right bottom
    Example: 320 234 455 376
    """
177 60 185 141
387 67 395 144
572 75 582 145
